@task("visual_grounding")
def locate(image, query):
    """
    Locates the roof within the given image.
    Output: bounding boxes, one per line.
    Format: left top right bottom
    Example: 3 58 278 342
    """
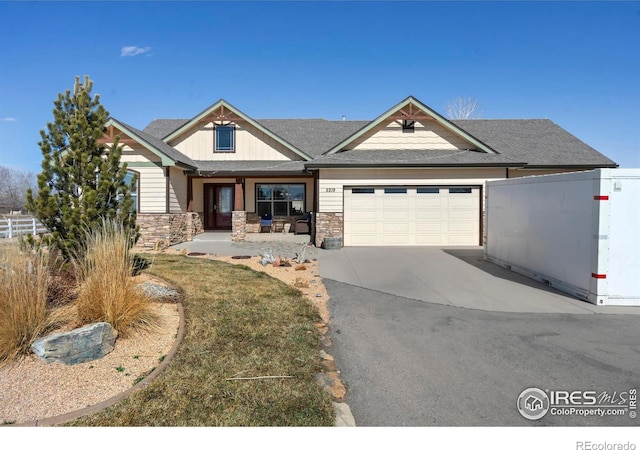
305 149 523 168
453 119 617 167
107 119 198 169
195 160 307 175
122 100 617 172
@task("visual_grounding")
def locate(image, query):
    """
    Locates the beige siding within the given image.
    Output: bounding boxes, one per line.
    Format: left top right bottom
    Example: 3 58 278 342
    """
118 144 162 163
345 120 473 151
137 165 166 213
169 167 188 213
169 121 301 161
318 168 506 213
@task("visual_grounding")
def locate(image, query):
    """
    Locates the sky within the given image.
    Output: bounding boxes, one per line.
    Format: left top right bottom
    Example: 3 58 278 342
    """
0 1 638 176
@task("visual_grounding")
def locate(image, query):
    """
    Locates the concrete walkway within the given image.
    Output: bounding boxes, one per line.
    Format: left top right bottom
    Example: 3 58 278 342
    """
171 232 315 258
318 246 640 315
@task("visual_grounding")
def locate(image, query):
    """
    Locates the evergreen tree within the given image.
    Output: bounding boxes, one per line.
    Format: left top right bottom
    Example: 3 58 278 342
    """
26 75 138 259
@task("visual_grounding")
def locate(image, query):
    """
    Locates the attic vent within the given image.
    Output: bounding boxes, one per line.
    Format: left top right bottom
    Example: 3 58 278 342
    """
402 120 415 133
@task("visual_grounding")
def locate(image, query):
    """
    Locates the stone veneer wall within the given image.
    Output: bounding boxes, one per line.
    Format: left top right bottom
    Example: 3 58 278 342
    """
136 212 203 249
314 212 343 248
231 211 246 242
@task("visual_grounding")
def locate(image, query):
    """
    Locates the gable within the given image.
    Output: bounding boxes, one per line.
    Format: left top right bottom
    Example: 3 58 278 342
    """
344 118 478 151
326 96 497 155
169 119 305 162
163 99 313 161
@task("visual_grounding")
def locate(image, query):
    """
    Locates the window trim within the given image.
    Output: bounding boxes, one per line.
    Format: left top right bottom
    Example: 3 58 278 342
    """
255 183 306 217
214 125 235 152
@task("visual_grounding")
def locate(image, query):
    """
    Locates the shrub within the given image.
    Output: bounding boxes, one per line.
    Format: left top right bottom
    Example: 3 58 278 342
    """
0 244 59 365
75 220 157 337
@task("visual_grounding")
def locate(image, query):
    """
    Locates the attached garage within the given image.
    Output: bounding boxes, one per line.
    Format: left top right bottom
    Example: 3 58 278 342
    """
343 185 481 246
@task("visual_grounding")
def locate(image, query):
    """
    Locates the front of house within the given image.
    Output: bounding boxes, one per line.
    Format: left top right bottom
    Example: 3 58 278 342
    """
100 96 617 248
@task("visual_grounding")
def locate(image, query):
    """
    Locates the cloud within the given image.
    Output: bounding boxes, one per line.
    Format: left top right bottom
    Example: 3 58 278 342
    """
2 117 17 122
120 46 152 57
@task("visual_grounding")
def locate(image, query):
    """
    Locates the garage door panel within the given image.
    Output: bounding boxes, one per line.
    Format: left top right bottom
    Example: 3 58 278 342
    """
344 186 480 247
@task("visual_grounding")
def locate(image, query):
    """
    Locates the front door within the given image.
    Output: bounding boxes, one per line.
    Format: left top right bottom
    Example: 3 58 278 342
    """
204 184 234 230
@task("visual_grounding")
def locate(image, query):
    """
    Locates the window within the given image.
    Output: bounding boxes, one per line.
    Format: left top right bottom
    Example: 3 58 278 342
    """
417 187 440 194
256 184 305 216
121 170 138 213
215 125 235 152
351 187 375 194
449 187 472 194
384 187 407 194
402 120 415 133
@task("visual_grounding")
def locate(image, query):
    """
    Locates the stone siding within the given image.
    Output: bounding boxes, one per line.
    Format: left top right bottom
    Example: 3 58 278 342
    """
136 212 203 249
231 211 246 242
314 212 343 248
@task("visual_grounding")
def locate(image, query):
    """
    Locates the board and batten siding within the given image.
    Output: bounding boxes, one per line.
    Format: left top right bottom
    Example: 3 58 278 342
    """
169 166 188 213
169 121 301 161
318 168 506 213
345 120 473 151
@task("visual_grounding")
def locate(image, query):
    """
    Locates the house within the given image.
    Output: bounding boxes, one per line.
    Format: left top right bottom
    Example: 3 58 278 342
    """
99 96 617 248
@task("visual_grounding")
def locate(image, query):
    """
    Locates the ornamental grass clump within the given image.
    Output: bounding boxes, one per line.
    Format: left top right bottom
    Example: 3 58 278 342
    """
0 244 58 366
75 220 157 337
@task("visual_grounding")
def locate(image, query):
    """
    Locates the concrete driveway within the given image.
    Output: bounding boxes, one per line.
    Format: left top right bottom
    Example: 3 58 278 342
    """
319 246 640 314
319 247 640 426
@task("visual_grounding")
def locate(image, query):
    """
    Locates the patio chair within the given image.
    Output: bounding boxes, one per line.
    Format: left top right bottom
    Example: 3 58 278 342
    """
294 212 312 235
260 213 273 233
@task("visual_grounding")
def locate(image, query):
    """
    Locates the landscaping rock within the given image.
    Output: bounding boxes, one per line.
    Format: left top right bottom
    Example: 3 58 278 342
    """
31 322 118 365
315 371 346 401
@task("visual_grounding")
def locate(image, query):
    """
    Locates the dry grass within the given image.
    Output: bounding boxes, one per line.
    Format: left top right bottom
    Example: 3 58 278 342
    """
0 244 69 366
75 220 157 337
70 254 334 426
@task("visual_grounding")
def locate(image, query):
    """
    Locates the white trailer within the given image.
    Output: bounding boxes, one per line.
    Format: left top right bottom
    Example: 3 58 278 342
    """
485 169 640 306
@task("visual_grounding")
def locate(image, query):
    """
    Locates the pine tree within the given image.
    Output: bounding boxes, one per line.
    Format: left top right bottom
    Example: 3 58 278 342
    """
26 75 138 259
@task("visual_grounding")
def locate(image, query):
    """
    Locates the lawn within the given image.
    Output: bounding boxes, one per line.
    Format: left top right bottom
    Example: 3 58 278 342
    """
69 253 334 426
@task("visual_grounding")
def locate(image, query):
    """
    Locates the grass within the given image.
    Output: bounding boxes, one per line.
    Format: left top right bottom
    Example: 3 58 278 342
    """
75 220 157 337
69 254 334 426
0 244 67 366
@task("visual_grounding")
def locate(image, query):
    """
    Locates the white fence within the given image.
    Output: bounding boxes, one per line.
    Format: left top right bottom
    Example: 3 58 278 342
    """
0 216 48 239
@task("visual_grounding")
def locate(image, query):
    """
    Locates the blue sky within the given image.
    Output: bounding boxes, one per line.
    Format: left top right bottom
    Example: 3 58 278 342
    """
1 1 638 175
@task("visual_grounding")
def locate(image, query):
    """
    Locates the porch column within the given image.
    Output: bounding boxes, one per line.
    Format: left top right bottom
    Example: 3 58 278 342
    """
234 178 244 210
187 176 194 212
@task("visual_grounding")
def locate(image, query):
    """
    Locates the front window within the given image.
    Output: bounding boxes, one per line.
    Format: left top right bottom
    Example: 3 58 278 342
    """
256 184 305 216
215 125 235 152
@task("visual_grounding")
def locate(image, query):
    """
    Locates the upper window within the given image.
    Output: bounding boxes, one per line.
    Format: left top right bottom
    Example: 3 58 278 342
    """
256 184 305 217
215 125 235 152
402 120 415 133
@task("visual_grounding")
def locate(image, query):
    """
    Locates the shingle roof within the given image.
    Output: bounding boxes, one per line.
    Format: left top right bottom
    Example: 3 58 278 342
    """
453 119 617 167
306 149 523 168
143 119 190 139
136 114 616 171
113 119 198 169
255 119 369 157
195 160 307 174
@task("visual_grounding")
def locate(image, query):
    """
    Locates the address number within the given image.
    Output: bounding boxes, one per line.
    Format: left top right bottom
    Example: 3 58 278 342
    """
325 188 336 193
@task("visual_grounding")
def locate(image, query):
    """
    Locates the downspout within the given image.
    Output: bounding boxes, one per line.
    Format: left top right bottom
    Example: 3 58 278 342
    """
165 166 170 214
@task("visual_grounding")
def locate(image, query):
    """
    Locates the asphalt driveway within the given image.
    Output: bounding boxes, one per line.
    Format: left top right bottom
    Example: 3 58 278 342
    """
319 247 640 426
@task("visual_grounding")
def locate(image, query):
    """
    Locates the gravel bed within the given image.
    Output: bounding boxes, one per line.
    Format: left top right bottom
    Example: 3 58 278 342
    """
0 302 180 425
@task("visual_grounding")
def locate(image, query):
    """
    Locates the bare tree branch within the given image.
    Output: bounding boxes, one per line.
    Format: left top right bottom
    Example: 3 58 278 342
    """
0 166 36 212
445 97 482 119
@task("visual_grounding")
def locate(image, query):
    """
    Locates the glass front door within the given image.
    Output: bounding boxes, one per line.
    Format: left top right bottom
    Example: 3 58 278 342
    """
204 184 234 230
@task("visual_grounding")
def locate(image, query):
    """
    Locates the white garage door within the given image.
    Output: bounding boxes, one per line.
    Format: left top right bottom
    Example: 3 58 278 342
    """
343 186 480 246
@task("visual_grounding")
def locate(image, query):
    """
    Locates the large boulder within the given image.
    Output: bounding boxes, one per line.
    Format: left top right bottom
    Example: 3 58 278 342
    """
31 322 118 365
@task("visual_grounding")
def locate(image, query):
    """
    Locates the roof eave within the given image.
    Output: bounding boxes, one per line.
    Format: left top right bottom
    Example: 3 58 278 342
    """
304 162 525 169
106 118 187 168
